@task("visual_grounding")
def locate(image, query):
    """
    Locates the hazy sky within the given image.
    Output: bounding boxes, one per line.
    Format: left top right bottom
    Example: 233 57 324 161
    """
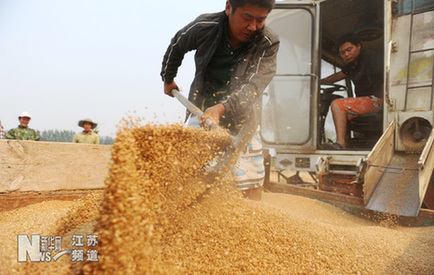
0 0 225 137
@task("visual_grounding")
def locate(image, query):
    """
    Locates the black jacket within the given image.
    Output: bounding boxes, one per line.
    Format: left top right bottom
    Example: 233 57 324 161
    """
161 11 280 131
342 49 383 98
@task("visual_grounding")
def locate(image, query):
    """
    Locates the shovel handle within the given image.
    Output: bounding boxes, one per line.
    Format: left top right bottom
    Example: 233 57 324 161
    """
171 89 219 131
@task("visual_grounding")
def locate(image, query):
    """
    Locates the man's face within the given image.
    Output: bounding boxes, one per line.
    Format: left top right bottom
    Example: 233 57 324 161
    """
83 122 92 132
225 2 269 48
338 42 361 64
19 117 30 127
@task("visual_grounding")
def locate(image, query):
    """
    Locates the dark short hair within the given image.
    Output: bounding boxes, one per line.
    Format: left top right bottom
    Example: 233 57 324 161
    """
229 0 275 13
336 32 362 52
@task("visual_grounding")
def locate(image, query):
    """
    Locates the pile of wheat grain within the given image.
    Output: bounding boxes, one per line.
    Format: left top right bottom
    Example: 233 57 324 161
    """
82 119 232 274
1 118 433 274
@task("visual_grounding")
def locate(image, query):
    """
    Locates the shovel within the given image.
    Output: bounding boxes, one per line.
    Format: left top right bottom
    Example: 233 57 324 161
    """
172 89 257 179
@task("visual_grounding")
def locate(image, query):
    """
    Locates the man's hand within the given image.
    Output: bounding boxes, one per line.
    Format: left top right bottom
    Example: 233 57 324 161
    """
164 81 179 97
200 103 225 128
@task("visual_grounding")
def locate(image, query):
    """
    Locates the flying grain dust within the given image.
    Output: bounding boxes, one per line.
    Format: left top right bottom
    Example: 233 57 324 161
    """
83 117 233 274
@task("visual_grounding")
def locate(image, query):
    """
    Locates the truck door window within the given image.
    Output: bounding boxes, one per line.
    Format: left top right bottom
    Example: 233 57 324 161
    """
261 8 314 145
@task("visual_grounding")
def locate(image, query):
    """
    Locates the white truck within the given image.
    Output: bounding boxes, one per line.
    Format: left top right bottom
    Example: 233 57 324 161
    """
261 0 434 217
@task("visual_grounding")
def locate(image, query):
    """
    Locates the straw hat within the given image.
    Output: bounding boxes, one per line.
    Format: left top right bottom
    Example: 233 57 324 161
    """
78 118 97 129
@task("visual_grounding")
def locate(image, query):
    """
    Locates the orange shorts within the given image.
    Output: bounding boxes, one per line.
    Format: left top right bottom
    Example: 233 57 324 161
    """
335 96 383 120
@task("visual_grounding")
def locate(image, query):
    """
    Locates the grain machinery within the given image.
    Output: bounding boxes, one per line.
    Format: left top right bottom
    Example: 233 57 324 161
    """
261 0 434 217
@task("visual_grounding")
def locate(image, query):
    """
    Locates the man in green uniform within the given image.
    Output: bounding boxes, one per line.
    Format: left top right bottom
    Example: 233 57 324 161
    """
6 111 40 141
72 118 100 144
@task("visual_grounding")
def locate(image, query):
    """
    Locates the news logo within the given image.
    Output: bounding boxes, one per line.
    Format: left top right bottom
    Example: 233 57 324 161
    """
17 234 99 262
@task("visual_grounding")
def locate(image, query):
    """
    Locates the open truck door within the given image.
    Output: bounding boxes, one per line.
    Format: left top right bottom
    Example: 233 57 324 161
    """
261 2 319 152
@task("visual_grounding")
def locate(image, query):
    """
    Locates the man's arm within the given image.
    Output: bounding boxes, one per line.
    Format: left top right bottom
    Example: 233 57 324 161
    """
6 129 15 140
321 71 347 84
72 133 79 143
161 15 215 87
34 130 40 141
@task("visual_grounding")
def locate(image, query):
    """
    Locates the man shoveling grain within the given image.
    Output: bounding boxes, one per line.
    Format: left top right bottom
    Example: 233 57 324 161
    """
161 0 280 200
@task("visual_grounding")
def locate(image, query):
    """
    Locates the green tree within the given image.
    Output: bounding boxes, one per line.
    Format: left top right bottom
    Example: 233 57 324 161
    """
38 129 114 145
39 129 75 142
100 136 114 145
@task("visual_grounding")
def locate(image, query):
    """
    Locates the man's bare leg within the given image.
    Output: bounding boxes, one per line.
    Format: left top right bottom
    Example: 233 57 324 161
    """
331 100 347 148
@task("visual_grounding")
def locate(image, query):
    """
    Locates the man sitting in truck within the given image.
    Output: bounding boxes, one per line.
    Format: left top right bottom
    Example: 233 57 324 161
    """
321 32 383 149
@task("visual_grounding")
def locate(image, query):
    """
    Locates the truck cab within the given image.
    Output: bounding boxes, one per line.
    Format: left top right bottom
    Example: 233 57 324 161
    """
261 0 434 216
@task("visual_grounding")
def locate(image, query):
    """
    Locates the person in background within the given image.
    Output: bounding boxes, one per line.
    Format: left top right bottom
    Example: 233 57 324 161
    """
72 118 100 144
321 32 383 149
161 0 279 200
0 120 5 139
6 111 40 141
